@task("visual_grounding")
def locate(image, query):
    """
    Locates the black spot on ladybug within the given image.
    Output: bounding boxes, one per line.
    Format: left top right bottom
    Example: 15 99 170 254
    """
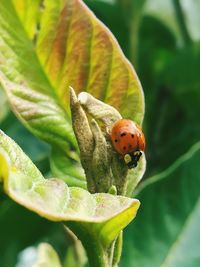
120 132 126 137
115 139 118 143
128 144 132 149
131 134 134 138
123 146 126 150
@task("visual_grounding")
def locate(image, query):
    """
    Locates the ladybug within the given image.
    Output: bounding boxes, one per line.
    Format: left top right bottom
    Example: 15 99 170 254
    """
111 119 145 168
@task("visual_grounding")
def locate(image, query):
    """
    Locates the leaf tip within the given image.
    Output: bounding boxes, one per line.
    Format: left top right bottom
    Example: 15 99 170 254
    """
128 198 141 222
69 86 78 106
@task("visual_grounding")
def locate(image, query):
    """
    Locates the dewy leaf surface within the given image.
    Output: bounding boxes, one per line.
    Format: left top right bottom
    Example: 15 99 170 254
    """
121 142 200 267
0 130 140 246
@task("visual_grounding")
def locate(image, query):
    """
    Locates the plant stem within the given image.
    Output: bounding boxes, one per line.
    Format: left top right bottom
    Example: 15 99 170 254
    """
112 231 123 266
108 240 116 266
66 222 111 267
172 0 192 46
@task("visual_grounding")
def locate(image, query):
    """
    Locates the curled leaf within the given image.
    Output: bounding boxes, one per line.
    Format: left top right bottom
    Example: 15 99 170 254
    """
126 153 147 197
69 87 95 192
78 92 122 129
70 88 129 194
90 119 112 192
71 88 145 195
0 130 140 247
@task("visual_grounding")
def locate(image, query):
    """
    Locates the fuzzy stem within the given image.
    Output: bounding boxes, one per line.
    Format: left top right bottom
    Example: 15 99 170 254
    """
112 231 123 266
66 222 112 267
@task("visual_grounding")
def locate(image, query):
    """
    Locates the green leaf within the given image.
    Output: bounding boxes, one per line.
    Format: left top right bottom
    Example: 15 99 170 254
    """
164 44 200 107
1 112 50 167
145 43 200 174
121 142 200 267
32 243 62 267
0 73 77 155
50 147 86 188
0 0 144 144
0 130 140 249
126 153 146 197
0 0 144 188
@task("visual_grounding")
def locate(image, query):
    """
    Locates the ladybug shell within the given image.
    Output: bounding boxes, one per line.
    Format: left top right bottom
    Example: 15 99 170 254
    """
111 119 145 155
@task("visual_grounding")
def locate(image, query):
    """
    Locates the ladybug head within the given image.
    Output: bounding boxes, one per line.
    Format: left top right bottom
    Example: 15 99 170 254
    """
124 151 142 169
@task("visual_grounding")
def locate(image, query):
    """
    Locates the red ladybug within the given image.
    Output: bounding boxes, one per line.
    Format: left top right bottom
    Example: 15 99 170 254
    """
111 119 145 168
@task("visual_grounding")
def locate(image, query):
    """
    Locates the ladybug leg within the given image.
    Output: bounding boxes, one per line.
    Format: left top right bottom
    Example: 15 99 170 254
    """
124 154 135 169
133 150 142 162
124 154 132 164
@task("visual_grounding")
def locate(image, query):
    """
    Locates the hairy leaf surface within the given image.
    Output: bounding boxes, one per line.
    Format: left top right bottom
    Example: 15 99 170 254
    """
0 130 140 247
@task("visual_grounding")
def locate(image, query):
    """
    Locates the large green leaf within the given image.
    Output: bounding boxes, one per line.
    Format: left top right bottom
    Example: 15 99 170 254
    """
0 0 144 186
0 0 144 145
0 130 140 250
137 9 200 175
121 142 200 267
144 43 200 174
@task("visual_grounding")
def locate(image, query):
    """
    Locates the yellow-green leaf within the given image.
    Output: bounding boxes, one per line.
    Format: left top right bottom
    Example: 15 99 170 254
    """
0 130 140 247
0 0 145 190
0 0 144 149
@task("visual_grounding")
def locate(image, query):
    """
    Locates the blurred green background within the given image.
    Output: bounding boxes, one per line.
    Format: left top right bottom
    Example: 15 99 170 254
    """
0 0 200 266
